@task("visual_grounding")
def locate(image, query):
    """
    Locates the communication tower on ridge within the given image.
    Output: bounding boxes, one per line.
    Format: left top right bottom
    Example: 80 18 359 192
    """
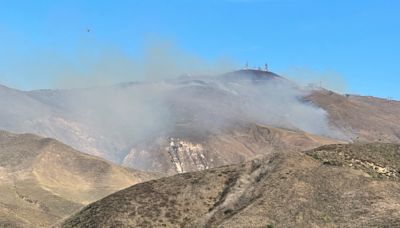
242 62 269 71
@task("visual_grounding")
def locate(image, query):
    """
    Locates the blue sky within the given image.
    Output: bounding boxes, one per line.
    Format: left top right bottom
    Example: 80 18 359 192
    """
0 0 399 99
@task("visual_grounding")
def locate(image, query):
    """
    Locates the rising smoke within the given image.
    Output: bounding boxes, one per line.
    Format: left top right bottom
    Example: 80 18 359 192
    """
0 41 346 163
53 69 345 163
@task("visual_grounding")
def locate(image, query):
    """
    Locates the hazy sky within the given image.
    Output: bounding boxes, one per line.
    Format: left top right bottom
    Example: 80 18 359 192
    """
0 0 399 99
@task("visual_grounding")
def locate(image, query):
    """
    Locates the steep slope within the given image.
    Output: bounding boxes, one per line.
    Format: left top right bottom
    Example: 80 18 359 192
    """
122 123 343 174
309 89 400 143
61 143 400 227
0 131 160 227
0 85 106 158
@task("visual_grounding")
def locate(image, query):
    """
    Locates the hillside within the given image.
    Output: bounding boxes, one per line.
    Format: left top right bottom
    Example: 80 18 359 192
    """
309 89 400 143
1 70 400 175
0 131 160 227
0 71 345 173
122 123 343 174
61 143 400 227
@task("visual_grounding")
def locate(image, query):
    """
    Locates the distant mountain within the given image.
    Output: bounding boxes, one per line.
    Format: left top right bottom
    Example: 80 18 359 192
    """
60 143 400 227
0 130 160 227
1 70 400 174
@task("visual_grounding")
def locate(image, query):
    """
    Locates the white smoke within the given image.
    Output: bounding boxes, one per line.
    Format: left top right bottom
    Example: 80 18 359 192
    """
53 71 344 162
0 42 346 163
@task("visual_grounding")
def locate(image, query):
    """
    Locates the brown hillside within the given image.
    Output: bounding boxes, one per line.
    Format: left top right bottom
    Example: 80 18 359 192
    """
309 89 400 143
122 123 344 174
61 143 400 227
0 131 161 227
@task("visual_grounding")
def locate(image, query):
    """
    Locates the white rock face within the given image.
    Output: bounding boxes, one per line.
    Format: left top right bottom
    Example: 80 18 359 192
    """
167 138 209 173
121 136 211 174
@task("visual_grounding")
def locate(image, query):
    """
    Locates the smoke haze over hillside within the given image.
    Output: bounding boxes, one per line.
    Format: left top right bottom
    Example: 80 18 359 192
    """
0 41 347 162
45 72 345 162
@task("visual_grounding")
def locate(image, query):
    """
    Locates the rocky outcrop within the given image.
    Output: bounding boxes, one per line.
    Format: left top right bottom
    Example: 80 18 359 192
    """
166 137 210 173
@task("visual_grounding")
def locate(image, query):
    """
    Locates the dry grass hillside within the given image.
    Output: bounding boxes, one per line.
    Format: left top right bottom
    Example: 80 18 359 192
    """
309 89 400 143
61 143 400 227
0 131 161 227
122 123 344 174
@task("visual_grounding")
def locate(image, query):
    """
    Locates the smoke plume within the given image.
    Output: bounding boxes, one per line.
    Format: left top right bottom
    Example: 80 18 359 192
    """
0 42 345 163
